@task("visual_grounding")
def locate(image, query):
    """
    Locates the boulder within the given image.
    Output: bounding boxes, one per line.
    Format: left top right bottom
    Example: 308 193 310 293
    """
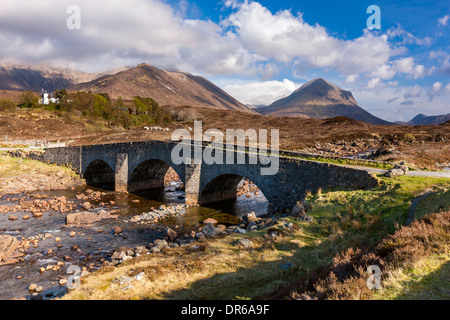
150 239 169 253
166 228 177 241
202 218 218 224
394 164 409 174
237 238 253 249
202 223 218 238
66 211 118 226
385 168 405 178
0 235 22 265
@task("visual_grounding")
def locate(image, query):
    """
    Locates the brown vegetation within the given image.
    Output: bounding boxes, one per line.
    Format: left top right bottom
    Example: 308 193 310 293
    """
262 211 450 300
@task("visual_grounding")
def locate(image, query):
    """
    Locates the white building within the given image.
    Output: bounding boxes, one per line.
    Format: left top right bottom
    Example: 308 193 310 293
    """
39 90 59 105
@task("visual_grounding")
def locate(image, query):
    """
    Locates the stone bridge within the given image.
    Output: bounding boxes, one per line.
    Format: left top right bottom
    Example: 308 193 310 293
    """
43 140 379 213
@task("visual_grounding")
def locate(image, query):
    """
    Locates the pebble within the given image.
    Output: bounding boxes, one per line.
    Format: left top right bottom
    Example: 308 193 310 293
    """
28 284 38 291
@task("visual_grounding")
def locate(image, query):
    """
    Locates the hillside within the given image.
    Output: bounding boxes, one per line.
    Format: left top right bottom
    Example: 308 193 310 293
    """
258 78 392 125
0 64 128 93
69 63 254 113
396 113 450 126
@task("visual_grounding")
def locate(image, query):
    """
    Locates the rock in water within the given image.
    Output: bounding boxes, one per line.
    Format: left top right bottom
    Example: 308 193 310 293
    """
166 228 177 241
0 235 22 265
202 223 218 238
202 218 218 225
82 202 92 210
65 211 118 225
112 226 123 234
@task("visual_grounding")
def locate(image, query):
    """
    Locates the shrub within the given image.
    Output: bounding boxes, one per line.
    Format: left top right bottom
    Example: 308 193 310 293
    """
0 98 16 111
19 90 39 108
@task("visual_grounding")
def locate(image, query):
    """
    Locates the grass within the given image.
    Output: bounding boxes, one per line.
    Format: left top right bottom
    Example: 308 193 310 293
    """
291 155 396 170
373 254 449 300
61 174 450 300
0 153 76 178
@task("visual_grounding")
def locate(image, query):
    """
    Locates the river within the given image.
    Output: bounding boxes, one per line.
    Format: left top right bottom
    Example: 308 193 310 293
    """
0 179 268 300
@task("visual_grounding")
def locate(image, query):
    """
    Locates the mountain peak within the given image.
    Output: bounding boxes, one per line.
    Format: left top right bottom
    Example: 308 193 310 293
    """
258 78 391 125
137 63 151 68
69 64 254 113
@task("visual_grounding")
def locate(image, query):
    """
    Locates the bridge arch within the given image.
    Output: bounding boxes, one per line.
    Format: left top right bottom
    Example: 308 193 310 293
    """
83 159 115 190
199 173 270 205
128 158 184 192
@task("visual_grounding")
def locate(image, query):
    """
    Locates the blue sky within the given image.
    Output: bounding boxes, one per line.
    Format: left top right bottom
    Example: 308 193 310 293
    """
0 0 448 121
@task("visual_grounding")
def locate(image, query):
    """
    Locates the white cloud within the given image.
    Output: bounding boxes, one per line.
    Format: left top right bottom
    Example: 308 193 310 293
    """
0 0 399 77
438 15 450 26
387 24 433 46
352 84 450 121
367 77 382 89
345 74 359 84
446 83 450 93
223 2 396 76
223 79 301 106
432 81 442 93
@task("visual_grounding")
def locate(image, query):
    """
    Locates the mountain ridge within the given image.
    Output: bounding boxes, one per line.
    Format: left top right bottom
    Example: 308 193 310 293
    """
395 113 450 126
0 64 129 92
69 63 254 113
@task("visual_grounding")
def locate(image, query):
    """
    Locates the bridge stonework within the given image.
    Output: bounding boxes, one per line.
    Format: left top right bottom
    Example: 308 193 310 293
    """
44 141 379 213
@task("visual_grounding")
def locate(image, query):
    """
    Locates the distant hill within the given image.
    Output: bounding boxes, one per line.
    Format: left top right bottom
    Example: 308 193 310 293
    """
69 63 254 113
0 64 128 92
258 78 392 125
395 113 450 126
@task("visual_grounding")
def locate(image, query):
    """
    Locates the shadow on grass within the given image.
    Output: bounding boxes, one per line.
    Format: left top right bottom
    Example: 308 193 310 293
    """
159 238 332 300
394 260 450 300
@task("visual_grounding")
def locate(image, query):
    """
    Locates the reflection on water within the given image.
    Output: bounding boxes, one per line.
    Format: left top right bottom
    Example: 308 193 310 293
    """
129 179 268 226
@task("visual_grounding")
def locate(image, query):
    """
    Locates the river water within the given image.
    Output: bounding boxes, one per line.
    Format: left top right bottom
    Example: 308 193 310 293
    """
0 179 267 300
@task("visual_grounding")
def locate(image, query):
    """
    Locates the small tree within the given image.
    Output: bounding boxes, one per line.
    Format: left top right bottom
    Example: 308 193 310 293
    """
19 90 39 108
54 89 68 100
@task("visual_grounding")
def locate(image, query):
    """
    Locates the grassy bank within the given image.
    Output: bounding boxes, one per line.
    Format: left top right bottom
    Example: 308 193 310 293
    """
0 153 76 178
0 153 81 194
61 175 449 300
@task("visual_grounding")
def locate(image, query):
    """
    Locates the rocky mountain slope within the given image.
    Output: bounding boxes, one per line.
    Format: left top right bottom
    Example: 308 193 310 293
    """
258 78 392 125
396 113 450 126
0 64 128 93
69 63 253 113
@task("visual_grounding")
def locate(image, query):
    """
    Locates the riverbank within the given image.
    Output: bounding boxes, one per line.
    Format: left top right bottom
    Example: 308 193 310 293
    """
61 175 449 300
0 153 83 194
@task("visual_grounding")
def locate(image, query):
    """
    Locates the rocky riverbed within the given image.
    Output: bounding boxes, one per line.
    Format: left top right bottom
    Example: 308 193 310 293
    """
0 174 272 300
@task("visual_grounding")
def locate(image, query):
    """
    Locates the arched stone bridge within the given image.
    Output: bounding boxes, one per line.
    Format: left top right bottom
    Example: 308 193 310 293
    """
43 140 379 213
